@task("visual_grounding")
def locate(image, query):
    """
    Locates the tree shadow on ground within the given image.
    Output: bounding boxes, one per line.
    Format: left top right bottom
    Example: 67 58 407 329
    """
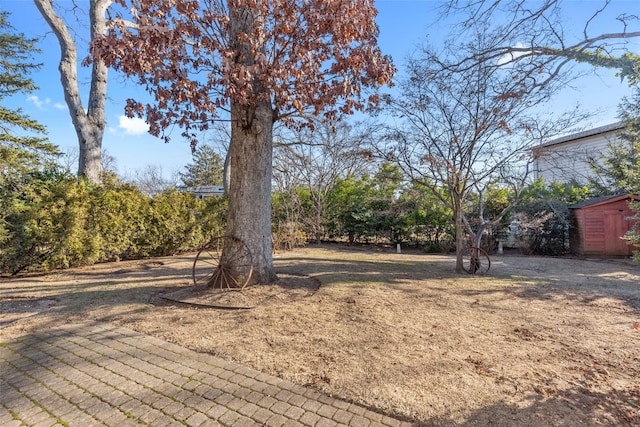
418 387 640 426
276 248 640 312
2 247 638 321
0 257 196 332
2 248 639 426
3 322 637 427
462 255 640 313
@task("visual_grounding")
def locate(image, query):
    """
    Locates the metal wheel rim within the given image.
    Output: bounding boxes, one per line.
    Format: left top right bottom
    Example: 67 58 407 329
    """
192 236 254 289
462 246 491 275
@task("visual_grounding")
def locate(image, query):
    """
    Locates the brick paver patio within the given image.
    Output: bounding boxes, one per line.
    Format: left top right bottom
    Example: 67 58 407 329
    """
0 323 413 426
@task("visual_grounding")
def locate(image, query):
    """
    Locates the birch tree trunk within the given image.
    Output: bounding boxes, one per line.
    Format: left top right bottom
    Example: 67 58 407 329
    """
34 0 109 184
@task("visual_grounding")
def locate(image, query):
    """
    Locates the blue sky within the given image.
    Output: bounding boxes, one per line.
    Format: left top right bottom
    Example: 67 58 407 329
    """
3 0 639 179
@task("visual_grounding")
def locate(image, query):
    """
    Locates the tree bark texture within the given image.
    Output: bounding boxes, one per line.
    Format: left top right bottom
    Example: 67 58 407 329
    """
34 0 109 184
226 100 276 284
222 3 277 284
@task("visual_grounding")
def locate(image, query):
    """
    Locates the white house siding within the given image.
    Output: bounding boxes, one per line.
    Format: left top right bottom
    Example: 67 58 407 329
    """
193 185 225 199
533 123 624 185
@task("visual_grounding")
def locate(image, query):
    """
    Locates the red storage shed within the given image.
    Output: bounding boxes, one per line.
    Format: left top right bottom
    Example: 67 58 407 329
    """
569 194 639 258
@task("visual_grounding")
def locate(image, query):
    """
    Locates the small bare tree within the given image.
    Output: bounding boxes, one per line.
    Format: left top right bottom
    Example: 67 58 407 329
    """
273 120 375 244
385 37 588 272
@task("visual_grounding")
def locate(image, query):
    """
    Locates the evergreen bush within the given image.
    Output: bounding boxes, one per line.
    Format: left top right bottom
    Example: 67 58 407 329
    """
0 173 226 274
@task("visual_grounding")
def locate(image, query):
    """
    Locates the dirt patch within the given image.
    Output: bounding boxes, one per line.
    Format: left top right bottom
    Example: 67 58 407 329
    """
156 272 320 309
0 297 59 329
1 248 639 426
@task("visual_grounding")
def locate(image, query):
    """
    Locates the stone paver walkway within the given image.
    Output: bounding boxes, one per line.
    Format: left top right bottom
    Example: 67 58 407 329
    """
0 323 413 427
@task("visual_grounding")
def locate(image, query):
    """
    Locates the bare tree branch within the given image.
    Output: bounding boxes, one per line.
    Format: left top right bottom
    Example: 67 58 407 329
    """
443 0 640 84
382 32 590 271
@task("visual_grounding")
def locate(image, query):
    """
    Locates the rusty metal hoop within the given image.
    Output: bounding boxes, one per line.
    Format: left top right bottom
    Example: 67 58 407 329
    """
461 246 491 275
192 236 254 290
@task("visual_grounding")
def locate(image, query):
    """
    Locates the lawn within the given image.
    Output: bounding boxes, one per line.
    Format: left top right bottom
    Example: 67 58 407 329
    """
1 246 639 426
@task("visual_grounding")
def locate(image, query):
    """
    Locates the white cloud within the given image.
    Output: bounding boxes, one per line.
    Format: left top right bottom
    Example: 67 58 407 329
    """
27 95 51 109
118 115 149 135
53 102 67 110
497 42 530 66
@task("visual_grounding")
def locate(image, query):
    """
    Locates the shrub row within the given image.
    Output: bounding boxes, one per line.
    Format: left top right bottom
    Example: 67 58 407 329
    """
1 173 226 275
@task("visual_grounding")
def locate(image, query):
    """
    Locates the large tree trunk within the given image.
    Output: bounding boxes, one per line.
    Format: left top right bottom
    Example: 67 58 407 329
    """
34 0 109 184
225 100 276 284
223 3 276 284
76 122 104 183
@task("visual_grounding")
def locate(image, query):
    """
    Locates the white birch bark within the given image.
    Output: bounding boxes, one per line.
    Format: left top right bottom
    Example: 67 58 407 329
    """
34 0 110 184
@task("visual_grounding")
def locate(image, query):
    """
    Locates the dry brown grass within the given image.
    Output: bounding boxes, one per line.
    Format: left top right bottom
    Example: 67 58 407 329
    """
1 246 639 426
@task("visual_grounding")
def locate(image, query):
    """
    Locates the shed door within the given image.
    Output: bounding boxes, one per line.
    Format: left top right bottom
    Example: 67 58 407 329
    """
604 209 633 256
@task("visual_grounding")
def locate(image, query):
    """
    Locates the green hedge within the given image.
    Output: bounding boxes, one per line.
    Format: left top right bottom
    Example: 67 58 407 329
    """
0 173 226 275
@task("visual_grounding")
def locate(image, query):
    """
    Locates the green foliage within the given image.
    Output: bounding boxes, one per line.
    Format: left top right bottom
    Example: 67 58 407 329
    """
0 10 60 179
0 11 40 97
399 183 454 246
324 164 406 243
89 175 151 261
325 175 373 243
464 184 515 249
612 81 640 260
1 9 61 244
179 144 224 189
321 163 453 245
557 49 640 86
589 68 640 196
520 179 592 206
141 189 225 257
272 162 457 247
2 171 96 273
1 172 226 274
362 163 408 243
588 138 639 197
480 186 510 217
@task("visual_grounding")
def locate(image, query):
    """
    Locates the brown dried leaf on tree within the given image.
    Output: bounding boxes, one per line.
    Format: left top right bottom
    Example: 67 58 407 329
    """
92 0 395 139
90 0 395 284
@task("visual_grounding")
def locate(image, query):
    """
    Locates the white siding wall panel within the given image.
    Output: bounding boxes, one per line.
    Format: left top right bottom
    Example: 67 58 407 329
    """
534 131 620 185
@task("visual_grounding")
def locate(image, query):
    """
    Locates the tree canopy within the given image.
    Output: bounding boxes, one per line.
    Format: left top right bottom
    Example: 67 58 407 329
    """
92 0 395 145
91 0 395 284
179 144 224 189
1 9 60 247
